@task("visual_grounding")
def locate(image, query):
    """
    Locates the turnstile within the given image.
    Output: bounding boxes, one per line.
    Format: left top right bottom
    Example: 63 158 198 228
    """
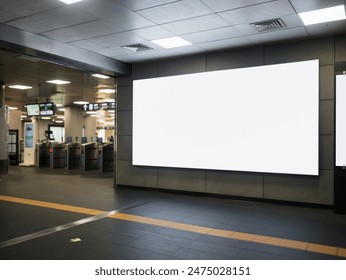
36 142 50 167
81 143 98 171
65 143 81 169
99 143 114 172
50 143 65 168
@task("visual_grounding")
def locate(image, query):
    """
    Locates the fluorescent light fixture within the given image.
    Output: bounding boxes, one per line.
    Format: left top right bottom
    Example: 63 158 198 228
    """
58 108 65 111
9 85 32 90
104 99 115 102
73 101 89 105
55 120 64 123
92 74 110 79
86 111 97 114
57 116 65 119
59 0 84 4
41 117 51 120
99 89 115 94
151 36 192 49
56 104 63 107
299 5 346 25
47 80 71 85
8 106 18 110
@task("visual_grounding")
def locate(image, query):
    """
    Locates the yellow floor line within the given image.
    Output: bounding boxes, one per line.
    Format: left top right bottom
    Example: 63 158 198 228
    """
0 195 345 258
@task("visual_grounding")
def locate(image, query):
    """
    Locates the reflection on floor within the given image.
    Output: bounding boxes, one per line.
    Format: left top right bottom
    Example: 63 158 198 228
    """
0 166 346 260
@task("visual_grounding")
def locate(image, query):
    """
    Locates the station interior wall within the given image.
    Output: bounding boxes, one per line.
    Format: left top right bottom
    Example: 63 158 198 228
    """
115 34 346 206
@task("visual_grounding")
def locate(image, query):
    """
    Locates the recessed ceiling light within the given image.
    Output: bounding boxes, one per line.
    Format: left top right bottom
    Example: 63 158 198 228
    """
92 74 110 79
73 101 89 105
151 36 192 49
104 99 115 102
59 0 84 4
57 116 65 119
99 89 115 94
299 5 346 25
55 120 64 123
41 117 51 120
9 85 32 90
56 104 63 107
8 106 18 110
58 108 65 111
47 80 71 85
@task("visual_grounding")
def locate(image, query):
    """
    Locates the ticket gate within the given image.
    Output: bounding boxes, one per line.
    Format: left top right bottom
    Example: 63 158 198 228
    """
99 143 114 172
65 143 81 169
49 143 65 168
81 143 98 171
36 142 50 167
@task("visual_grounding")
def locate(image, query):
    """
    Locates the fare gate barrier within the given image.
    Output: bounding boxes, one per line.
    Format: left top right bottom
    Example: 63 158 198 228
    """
99 143 114 172
81 143 98 171
65 143 81 169
49 143 65 168
36 142 50 167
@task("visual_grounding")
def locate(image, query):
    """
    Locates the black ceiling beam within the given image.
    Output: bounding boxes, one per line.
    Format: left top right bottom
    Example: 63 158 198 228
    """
0 23 131 77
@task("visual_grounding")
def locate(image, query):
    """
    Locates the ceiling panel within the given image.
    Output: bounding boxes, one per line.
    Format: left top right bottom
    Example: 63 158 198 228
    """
42 20 124 43
162 14 230 35
76 0 154 30
0 0 62 19
87 31 146 48
132 25 175 40
136 0 214 24
182 26 241 44
201 0 276 13
219 0 296 25
198 36 254 51
9 5 99 32
115 0 180 11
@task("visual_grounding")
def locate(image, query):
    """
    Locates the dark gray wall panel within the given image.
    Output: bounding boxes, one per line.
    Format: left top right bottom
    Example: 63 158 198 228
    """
158 168 206 192
320 100 334 135
264 37 334 66
206 47 264 71
117 135 132 161
320 65 334 100
117 111 132 136
117 86 133 111
117 76 133 87
133 62 158 80
117 160 157 188
158 55 206 77
263 170 334 205
335 34 346 62
206 171 263 198
320 135 334 170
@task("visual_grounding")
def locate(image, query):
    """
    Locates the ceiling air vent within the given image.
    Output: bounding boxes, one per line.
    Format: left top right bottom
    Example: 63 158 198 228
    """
251 18 286 32
122 43 153 52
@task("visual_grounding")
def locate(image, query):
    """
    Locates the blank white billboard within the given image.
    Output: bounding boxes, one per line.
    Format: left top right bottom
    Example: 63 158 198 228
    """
133 60 319 176
336 75 346 166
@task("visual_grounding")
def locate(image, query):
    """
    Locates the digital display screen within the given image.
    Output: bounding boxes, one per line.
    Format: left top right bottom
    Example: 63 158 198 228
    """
39 102 55 116
133 60 319 176
26 104 40 116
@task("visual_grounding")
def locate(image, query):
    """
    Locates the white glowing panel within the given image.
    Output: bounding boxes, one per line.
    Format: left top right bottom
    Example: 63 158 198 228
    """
133 60 319 175
336 75 346 166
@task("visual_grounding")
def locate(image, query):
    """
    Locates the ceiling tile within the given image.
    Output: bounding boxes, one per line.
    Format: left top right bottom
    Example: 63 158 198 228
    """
247 26 309 45
76 0 154 30
88 31 146 48
201 0 276 12
182 26 241 44
0 0 62 19
7 17 52 33
219 0 296 25
198 36 254 51
132 26 175 40
289 0 345 13
96 46 134 57
9 5 99 32
162 14 229 35
304 20 346 37
69 40 104 51
42 20 123 43
115 0 179 11
136 0 214 24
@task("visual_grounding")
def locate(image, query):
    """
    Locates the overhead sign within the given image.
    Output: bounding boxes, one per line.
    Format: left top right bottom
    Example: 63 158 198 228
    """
83 102 115 111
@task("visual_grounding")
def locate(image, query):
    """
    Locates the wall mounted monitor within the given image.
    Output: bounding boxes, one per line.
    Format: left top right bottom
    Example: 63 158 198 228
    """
39 102 55 116
133 59 319 176
26 104 40 117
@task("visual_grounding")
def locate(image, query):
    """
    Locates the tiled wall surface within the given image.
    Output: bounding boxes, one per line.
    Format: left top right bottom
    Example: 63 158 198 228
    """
116 35 345 206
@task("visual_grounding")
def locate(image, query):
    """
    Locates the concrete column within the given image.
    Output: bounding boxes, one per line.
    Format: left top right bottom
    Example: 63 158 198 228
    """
0 82 9 174
84 115 97 141
65 107 83 142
